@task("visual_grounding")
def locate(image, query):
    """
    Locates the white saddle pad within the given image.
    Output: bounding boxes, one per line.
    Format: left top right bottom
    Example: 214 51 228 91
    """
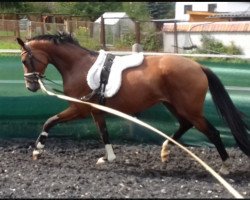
87 50 144 98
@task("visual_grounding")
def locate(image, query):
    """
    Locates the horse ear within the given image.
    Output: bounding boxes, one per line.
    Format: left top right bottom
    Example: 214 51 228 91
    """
16 37 25 47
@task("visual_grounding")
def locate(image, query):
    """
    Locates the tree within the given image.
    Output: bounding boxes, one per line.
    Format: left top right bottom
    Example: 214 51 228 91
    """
147 2 175 19
0 2 24 12
0 2 55 13
0 2 177 22
54 2 123 21
122 2 150 21
28 2 54 13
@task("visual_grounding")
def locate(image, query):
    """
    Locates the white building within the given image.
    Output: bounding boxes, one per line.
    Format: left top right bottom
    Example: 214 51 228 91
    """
162 2 250 56
175 2 250 21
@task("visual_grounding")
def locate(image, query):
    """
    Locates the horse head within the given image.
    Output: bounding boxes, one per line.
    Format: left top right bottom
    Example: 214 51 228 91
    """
17 37 49 92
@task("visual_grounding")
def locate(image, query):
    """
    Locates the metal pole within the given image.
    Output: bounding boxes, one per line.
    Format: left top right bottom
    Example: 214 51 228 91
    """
135 21 140 44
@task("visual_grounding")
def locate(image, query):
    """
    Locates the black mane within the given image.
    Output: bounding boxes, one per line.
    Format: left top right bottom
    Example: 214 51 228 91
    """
29 32 98 56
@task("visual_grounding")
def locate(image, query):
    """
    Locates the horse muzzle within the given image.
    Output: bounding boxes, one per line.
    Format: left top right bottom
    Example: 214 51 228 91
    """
25 80 40 92
24 72 43 92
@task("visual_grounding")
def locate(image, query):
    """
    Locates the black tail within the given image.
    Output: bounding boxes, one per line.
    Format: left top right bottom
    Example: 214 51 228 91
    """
202 67 250 156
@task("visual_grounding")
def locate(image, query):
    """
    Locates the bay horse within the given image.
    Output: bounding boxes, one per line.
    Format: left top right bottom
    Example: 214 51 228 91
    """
16 32 250 174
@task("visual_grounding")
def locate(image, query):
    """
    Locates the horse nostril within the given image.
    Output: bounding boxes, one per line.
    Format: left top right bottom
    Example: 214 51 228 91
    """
26 84 39 92
27 87 33 91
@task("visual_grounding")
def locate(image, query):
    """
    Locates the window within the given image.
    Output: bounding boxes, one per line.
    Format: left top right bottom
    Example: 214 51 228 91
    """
184 5 192 14
208 4 217 12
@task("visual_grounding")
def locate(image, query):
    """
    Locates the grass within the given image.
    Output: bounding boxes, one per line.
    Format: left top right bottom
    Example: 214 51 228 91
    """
0 39 20 49
0 35 250 65
193 57 250 65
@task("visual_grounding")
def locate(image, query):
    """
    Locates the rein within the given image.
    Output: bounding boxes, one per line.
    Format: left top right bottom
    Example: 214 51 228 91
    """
37 77 243 199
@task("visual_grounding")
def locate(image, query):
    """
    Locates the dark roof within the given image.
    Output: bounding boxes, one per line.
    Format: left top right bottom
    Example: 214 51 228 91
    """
151 19 186 23
208 11 250 19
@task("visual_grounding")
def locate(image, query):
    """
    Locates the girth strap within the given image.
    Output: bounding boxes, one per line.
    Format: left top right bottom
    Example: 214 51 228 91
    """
98 53 115 104
81 53 116 105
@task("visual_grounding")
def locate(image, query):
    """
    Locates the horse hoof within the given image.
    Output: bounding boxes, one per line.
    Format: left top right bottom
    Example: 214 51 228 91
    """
219 167 230 175
96 157 107 164
32 154 39 160
96 154 116 164
107 154 116 162
219 160 231 175
104 144 116 162
161 156 169 163
161 150 170 163
32 149 42 160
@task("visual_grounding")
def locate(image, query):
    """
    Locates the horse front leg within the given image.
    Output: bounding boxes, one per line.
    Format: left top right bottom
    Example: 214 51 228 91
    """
33 106 80 160
91 111 116 164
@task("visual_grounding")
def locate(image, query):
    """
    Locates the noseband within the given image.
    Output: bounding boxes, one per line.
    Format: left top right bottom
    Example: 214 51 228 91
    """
23 72 44 83
21 44 46 81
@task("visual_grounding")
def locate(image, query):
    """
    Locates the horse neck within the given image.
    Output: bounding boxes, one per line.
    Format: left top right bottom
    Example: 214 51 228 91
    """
36 42 98 96
49 43 95 76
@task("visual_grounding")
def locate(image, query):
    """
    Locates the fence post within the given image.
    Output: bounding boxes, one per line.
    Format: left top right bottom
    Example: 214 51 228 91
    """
1 14 4 31
40 14 45 34
28 21 32 38
100 15 106 50
65 19 68 33
174 21 178 53
52 15 56 33
88 21 93 38
69 16 73 33
132 21 143 52
65 17 73 33
15 14 20 38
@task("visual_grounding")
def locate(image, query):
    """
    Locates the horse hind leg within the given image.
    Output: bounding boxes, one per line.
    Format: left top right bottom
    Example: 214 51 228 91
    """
161 119 193 162
161 102 193 162
33 106 80 160
191 116 230 175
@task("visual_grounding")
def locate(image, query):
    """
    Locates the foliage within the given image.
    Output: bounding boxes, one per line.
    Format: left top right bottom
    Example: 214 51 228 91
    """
54 2 123 21
28 2 53 13
196 34 243 55
0 2 53 13
0 40 19 49
114 26 163 52
0 2 171 52
0 2 174 22
226 41 242 55
193 57 250 64
141 30 162 52
121 2 150 21
147 2 175 19
74 26 100 50
0 2 24 12
114 32 136 50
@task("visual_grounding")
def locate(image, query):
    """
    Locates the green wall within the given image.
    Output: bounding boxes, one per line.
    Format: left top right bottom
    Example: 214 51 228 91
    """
0 56 249 147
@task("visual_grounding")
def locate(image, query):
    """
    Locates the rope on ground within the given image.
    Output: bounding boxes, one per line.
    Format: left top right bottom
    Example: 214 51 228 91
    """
38 78 244 199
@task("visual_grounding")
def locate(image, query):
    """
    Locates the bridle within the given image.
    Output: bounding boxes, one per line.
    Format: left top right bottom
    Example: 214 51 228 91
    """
21 43 47 82
21 43 64 93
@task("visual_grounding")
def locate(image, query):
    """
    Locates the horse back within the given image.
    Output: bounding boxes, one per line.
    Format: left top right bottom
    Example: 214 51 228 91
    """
105 54 208 114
